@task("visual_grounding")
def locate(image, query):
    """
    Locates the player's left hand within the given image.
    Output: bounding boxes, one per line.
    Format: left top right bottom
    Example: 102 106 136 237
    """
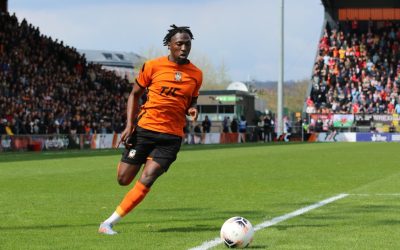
188 107 198 122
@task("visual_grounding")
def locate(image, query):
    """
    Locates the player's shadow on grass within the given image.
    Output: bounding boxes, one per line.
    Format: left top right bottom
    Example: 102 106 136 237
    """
144 207 208 212
182 141 305 153
157 224 220 232
141 208 267 223
302 215 351 220
374 219 400 226
346 204 398 213
247 246 268 249
273 224 329 231
216 210 267 217
0 223 98 231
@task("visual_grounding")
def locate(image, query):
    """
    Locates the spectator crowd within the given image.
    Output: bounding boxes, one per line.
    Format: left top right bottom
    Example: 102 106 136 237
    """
308 20 400 115
5 13 399 138
0 12 132 136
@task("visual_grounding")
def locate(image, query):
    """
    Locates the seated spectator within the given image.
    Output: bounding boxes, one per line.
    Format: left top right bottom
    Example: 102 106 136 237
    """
0 12 131 135
309 20 400 115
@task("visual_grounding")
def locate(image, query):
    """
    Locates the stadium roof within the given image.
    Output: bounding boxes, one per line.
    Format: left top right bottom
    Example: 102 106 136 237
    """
321 0 400 9
321 0 400 21
0 0 7 13
78 49 144 68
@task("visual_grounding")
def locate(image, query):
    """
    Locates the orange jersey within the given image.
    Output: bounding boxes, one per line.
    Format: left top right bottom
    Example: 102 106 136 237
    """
135 56 202 137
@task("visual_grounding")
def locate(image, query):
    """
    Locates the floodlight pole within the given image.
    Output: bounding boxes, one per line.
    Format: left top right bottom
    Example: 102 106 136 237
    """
277 0 284 137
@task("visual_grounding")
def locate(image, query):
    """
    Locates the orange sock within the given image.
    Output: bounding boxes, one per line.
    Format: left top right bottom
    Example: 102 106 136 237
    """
116 181 150 217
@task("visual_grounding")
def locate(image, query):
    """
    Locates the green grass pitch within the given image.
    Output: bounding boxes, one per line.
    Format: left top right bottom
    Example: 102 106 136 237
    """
0 142 399 249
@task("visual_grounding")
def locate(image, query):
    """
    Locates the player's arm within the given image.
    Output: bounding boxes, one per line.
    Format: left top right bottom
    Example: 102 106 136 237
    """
117 82 145 147
126 81 145 130
187 96 198 122
188 70 202 122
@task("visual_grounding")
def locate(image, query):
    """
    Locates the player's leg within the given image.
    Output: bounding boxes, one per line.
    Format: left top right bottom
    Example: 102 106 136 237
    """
138 159 165 187
99 159 163 234
116 159 163 216
114 137 181 220
117 161 141 186
99 129 153 235
99 129 180 235
99 161 143 235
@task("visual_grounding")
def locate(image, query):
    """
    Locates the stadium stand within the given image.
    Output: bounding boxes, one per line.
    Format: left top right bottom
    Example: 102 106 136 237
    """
0 12 132 136
308 0 400 116
309 20 400 115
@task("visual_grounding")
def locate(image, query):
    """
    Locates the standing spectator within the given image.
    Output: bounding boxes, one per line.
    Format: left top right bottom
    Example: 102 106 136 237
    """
99 120 108 134
257 116 264 141
230 116 238 133
238 115 247 143
302 118 310 141
263 115 272 142
395 100 400 114
201 115 211 133
283 118 292 142
294 117 302 134
222 116 230 133
315 118 324 132
5 120 15 135
193 123 202 144
60 121 71 134
284 119 292 134
0 119 6 135
76 120 86 135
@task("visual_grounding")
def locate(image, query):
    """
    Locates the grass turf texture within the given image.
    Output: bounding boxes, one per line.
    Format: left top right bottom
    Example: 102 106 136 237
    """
0 142 399 249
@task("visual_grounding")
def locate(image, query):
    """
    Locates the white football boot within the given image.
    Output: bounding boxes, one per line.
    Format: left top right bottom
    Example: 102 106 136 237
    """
98 222 118 235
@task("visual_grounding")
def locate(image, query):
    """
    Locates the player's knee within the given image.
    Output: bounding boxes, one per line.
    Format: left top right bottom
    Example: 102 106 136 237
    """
140 170 163 187
139 175 156 187
117 175 131 186
140 161 165 186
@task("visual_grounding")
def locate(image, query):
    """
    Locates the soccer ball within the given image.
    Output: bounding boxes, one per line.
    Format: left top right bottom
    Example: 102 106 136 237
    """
220 216 254 248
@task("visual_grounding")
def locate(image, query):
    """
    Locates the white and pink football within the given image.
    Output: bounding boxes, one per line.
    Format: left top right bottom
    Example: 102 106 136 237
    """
220 216 254 248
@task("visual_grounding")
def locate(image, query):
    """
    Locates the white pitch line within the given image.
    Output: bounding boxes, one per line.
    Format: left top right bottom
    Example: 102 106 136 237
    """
188 193 349 250
349 193 400 196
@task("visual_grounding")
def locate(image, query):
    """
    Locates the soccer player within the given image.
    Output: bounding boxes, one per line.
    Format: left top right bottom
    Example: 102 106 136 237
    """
98 25 202 235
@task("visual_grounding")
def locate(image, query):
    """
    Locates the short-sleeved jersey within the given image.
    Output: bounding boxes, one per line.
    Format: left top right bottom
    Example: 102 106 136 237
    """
135 56 203 137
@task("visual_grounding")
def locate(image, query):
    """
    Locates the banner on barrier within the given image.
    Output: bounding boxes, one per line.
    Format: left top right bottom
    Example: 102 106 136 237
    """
203 133 221 144
44 136 69 150
356 133 400 142
316 132 356 142
92 134 117 149
3 131 400 153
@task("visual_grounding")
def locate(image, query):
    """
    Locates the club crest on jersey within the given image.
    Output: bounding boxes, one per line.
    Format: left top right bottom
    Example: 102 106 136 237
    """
128 149 136 159
174 71 182 82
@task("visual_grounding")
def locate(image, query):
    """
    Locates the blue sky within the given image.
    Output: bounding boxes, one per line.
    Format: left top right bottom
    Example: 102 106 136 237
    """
9 0 324 82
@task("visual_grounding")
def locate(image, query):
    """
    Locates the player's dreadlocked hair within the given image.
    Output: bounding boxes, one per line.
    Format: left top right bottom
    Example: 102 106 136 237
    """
163 24 194 46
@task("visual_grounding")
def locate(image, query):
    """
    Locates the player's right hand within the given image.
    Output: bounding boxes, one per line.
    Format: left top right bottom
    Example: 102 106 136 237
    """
116 125 135 148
